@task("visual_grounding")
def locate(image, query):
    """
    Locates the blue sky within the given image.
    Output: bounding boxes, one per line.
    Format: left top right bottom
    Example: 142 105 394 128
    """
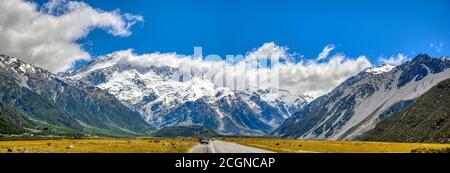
34 0 450 64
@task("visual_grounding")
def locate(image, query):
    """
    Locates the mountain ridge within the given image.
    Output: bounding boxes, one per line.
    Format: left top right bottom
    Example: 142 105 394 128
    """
274 54 450 140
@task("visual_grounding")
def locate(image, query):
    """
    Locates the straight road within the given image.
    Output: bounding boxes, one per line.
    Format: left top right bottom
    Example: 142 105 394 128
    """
189 140 274 153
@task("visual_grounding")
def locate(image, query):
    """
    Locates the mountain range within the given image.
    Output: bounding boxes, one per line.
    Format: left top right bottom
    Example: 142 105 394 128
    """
64 53 311 135
0 53 449 142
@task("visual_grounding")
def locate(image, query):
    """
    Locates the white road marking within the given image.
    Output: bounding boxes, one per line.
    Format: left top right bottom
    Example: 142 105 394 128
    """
209 140 216 153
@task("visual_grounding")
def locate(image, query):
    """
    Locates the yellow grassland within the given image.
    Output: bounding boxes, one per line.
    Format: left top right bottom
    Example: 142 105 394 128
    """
0 138 197 153
222 138 450 153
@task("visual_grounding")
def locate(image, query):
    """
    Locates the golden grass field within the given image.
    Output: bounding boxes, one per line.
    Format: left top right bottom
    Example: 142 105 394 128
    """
0 138 198 153
222 138 450 153
1 137 449 153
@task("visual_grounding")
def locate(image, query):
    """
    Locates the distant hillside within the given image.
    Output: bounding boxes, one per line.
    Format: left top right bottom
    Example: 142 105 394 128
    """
0 102 35 134
152 125 219 137
361 78 450 143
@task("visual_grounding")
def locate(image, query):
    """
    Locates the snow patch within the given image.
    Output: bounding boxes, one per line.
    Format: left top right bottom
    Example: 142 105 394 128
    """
365 64 395 74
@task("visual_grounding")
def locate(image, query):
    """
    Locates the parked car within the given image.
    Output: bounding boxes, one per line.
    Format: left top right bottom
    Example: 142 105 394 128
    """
199 138 209 144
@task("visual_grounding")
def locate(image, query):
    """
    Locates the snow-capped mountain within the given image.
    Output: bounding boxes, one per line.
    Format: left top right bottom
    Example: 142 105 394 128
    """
66 53 311 135
274 54 450 140
0 54 150 136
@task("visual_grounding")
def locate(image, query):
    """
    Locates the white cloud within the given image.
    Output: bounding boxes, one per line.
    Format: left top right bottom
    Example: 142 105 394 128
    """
106 43 372 98
378 53 409 66
245 42 289 62
430 42 444 54
316 44 335 61
275 54 371 97
0 0 142 72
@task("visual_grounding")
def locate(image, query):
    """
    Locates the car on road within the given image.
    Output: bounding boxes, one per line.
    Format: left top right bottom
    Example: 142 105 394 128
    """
199 138 209 144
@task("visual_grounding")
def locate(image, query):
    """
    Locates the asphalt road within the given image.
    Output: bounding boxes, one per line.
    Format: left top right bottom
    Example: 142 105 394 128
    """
189 140 274 153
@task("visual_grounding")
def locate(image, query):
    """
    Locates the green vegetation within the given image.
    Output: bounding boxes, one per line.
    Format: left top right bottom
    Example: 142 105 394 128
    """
0 79 84 131
0 103 34 134
362 78 450 143
152 125 219 137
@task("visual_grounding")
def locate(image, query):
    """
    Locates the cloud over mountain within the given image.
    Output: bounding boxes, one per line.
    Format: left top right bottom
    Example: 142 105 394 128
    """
103 43 372 98
378 53 410 66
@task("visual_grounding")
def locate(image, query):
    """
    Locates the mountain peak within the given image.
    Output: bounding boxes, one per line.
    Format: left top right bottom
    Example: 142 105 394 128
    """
411 53 432 63
0 53 20 65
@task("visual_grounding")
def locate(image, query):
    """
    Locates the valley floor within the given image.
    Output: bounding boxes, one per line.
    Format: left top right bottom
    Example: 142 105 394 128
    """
222 138 450 153
1 137 449 153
